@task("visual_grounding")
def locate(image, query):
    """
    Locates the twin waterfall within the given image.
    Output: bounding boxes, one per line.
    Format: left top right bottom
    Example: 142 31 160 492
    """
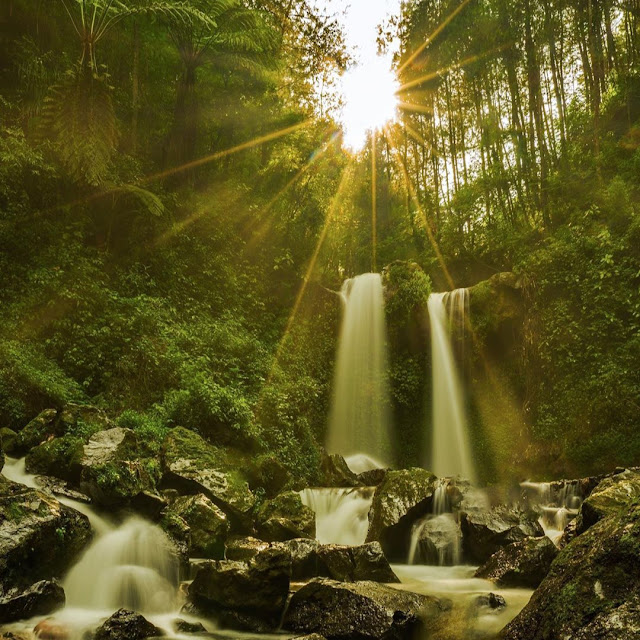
327 274 474 483
327 274 393 470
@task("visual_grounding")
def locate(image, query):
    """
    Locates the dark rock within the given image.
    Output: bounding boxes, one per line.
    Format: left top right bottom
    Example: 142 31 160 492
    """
0 428 17 457
357 468 388 487
250 455 294 497
475 536 558 589
130 491 168 520
318 543 399 583
160 428 255 528
12 409 58 456
188 546 291 631
224 536 273 562
283 538 322 580
26 435 84 483
366 469 439 561
173 619 207 634
79 428 160 507
34 476 91 503
321 453 360 488
0 477 92 590
474 593 507 612
284 578 445 640
166 494 230 559
93 609 164 640
460 505 544 564
501 477 640 640
0 581 65 623
256 491 316 542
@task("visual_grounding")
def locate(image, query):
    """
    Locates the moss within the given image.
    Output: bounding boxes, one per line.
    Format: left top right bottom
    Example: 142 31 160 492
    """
26 435 84 482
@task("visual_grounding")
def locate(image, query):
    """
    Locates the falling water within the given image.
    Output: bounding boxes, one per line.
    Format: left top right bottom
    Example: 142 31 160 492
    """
327 273 393 468
428 290 476 482
300 487 374 546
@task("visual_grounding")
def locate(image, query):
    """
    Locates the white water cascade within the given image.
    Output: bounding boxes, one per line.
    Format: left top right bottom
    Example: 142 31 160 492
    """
428 290 476 482
300 487 375 546
327 273 393 470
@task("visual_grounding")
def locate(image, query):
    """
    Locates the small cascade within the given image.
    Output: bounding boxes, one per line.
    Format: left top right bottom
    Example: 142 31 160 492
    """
521 480 584 545
327 273 393 467
428 290 475 482
408 479 462 567
64 518 180 614
300 487 374 546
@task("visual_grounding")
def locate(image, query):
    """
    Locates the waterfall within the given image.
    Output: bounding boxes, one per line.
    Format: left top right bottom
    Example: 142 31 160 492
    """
64 518 180 614
428 290 476 482
327 273 393 469
300 487 374 546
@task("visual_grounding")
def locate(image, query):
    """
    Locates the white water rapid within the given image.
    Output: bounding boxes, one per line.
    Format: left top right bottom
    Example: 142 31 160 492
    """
327 273 393 469
428 290 476 482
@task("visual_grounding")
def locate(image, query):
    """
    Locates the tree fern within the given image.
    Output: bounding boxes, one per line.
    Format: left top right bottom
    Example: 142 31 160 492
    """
41 67 118 185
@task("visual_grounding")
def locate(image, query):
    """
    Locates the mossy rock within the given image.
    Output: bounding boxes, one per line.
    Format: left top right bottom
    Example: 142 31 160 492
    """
0 427 18 456
0 477 92 590
167 494 230 559
25 435 85 483
366 469 439 562
13 409 59 456
503 473 640 639
161 427 255 528
256 491 316 542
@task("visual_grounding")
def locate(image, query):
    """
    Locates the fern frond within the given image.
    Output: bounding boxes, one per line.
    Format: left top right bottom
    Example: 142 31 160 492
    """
112 183 165 217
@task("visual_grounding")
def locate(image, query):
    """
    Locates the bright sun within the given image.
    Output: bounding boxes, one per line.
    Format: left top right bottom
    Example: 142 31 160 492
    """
340 56 400 151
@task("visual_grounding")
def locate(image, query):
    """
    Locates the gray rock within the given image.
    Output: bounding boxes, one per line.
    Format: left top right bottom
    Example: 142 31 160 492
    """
475 536 558 588
93 609 164 640
224 536 273 562
474 593 507 612
366 469 439 562
284 578 446 640
0 581 65 623
188 546 291 631
321 453 360 488
0 477 92 590
256 491 315 542
460 505 543 564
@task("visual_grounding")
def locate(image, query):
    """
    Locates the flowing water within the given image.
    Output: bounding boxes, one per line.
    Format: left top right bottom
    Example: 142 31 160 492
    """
300 487 375 546
428 290 476 482
327 273 393 467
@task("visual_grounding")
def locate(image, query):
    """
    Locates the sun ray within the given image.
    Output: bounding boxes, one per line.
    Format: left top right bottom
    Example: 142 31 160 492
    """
397 0 475 75
398 101 435 116
243 131 340 253
398 45 513 93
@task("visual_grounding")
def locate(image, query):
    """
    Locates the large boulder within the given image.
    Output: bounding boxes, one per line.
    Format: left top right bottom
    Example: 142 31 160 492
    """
161 428 255 528
283 579 446 640
25 435 84 483
256 491 316 542
79 428 160 507
0 580 65 624
188 546 291 631
366 469 439 561
321 453 360 488
475 536 558 589
501 474 640 640
0 477 92 590
460 505 543 564
316 542 399 584
0 427 18 457
12 409 59 456
165 494 230 559
93 609 163 640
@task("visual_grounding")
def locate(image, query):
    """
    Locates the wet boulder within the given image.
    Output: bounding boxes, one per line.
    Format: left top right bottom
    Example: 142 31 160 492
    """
572 469 640 536
161 427 255 528
79 428 160 507
25 435 84 483
0 428 18 456
475 536 558 589
366 469 439 561
501 492 640 639
165 493 230 559
474 593 507 613
0 580 65 624
173 619 207 634
249 454 294 497
284 578 446 640
255 491 316 542
224 536 273 561
188 546 291 631
0 477 92 590
317 543 399 583
93 609 164 640
460 505 543 564
321 453 360 488
12 409 59 456
33 618 71 640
